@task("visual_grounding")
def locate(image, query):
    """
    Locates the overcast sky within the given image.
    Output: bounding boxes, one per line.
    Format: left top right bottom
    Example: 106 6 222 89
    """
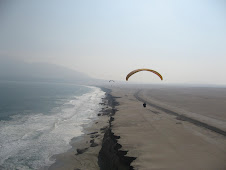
0 0 225 84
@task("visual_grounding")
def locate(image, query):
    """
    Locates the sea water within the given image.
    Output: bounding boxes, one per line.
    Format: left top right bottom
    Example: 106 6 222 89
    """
0 81 105 169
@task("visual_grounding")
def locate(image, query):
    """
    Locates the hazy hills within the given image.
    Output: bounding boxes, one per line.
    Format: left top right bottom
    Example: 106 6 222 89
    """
0 58 93 84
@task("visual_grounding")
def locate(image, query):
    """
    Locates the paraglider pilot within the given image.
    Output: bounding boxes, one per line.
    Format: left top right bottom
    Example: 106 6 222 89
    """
143 102 146 108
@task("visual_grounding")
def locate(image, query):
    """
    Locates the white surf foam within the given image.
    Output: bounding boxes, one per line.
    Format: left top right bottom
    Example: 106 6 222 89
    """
0 86 105 169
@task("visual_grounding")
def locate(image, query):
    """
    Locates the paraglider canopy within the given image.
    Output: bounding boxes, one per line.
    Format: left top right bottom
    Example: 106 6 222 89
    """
109 80 115 82
126 68 163 81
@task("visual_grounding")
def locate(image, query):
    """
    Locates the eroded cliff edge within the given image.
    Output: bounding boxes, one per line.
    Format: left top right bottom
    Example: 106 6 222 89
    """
98 87 136 170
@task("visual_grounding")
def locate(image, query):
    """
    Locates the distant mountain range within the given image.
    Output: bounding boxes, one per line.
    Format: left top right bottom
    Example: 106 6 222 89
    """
0 58 94 84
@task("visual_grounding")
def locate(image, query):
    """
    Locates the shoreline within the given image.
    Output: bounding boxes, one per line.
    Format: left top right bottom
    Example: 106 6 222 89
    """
46 87 110 170
46 87 134 170
46 85 226 170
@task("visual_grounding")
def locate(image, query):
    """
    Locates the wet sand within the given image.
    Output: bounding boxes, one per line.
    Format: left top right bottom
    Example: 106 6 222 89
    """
46 88 113 170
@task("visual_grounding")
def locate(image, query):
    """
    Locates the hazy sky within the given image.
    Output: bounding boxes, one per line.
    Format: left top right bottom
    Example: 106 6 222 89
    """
0 0 225 84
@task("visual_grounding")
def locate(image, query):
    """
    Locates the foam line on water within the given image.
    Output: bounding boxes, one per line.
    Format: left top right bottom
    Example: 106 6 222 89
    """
0 86 105 169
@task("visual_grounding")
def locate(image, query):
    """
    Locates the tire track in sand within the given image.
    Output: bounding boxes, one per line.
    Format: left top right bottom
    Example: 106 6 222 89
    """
134 90 226 137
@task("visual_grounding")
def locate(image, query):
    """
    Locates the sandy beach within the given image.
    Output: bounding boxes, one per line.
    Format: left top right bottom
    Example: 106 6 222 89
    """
47 87 114 170
109 85 226 170
47 85 226 170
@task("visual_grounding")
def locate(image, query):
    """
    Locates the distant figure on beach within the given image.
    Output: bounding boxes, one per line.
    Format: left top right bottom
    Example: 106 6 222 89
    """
143 102 146 107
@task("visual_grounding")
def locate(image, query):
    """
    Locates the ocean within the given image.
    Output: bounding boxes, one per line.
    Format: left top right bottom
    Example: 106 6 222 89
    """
0 81 105 169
